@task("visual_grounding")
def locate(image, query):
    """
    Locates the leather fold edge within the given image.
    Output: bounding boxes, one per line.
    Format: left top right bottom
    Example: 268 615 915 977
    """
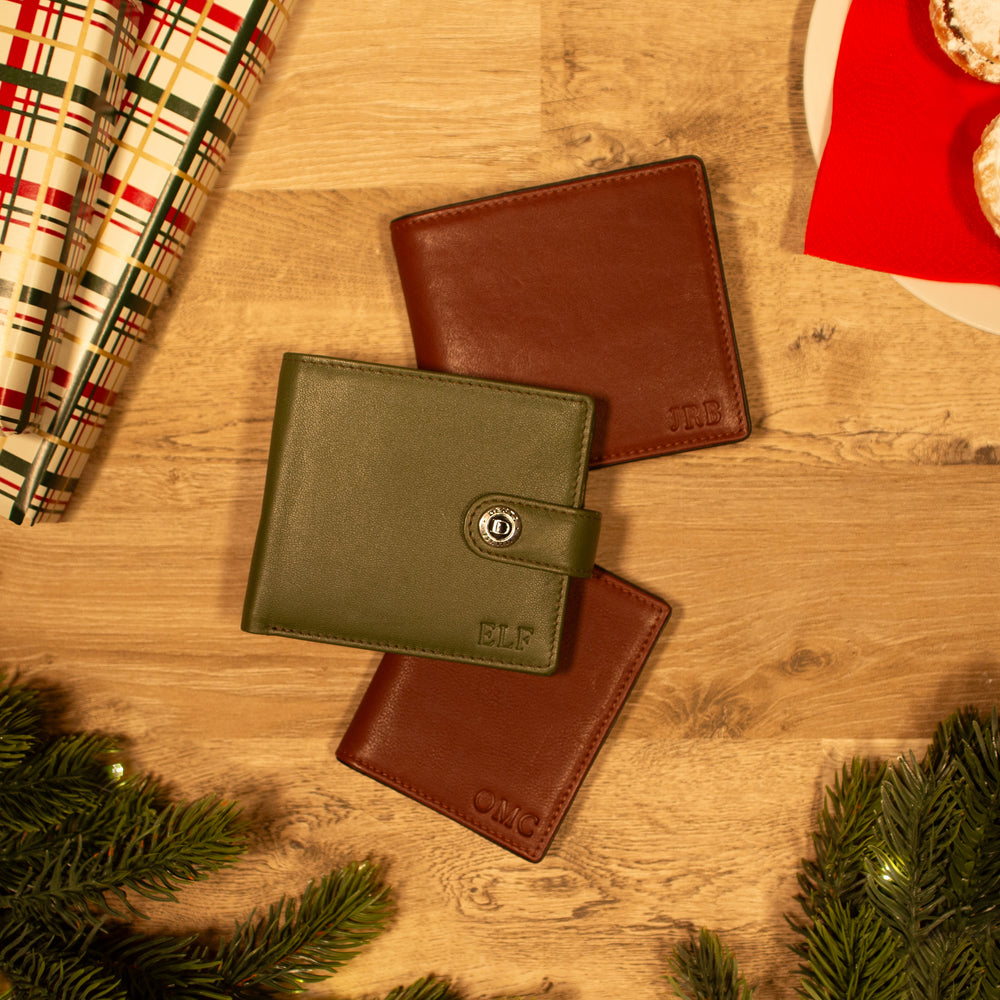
463 494 600 578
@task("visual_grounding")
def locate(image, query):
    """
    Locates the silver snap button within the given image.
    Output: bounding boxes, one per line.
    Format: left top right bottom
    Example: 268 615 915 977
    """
478 506 521 547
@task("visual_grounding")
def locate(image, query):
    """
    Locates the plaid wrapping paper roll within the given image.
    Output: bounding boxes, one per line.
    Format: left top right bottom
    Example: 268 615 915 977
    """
0 0 295 525
0 0 142 433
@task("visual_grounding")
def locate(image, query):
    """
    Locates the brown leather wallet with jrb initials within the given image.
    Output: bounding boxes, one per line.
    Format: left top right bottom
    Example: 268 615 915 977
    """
390 155 750 467
336 567 671 862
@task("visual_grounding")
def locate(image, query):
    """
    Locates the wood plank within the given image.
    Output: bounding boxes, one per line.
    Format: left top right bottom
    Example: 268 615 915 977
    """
2 0 999 996
221 0 544 191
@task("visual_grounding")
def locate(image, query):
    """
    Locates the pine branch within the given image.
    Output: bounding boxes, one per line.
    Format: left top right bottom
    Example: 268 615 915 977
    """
665 928 754 1000
0 676 42 773
866 752 958 950
674 707 1000 1000
1 790 247 935
978 934 1000 995
905 707 1000 998
0 912 125 1000
904 928 987 1000
212 861 393 998
792 757 885 938
936 710 1000 922
0 732 122 832
97 930 231 1000
0 776 161 896
0 829 120 935
0 676 415 1000
794 898 902 1000
98 792 248 905
925 706 990 773
795 710 1000 999
381 976 465 1000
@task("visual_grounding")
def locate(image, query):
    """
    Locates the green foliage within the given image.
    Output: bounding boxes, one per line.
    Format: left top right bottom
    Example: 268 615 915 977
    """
667 706 1000 1000
212 863 392 998
15 669 1000 1000
381 977 467 1000
665 928 754 1000
0 680 45 770
0 675 450 1000
795 898 903 1000
793 757 886 929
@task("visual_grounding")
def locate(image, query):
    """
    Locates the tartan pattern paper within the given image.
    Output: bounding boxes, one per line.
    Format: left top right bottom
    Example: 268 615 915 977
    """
0 0 141 432
0 0 294 525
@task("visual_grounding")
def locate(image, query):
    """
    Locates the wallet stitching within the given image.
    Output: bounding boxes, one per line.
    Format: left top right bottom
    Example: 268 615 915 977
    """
299 355 592 504
340 754 543 859
689 174 749 451
540 576 669 841
266 626 556 672
299 354 589 417
340 572 670 861
392 158 749 465
591 425 749 466
392 159 700 230
274 356 595 673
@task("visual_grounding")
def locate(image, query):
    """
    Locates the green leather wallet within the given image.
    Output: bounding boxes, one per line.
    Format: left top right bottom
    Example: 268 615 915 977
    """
241 354 601 674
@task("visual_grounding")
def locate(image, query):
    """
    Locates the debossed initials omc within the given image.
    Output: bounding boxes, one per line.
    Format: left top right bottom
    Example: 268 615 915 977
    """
472 789 540 838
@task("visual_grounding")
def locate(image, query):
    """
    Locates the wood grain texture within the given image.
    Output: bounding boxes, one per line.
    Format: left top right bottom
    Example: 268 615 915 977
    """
2 0 999 997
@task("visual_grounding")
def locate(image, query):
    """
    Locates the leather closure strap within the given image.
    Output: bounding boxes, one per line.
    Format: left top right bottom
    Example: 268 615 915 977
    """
464 494 601 578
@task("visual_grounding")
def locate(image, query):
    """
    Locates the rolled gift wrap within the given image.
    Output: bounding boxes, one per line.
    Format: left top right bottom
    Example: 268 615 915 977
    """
0 0 296 525
0 0 142 433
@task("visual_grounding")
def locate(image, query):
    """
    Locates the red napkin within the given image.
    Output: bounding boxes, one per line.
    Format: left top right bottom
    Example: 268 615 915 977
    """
805 0 1000 286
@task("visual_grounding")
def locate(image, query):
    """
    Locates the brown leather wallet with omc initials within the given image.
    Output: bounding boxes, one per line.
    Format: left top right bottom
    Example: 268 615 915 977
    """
390 155 750 467
336 567 671 862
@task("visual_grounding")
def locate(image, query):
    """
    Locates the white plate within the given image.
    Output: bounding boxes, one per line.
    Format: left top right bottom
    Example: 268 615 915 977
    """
803 0 1000 335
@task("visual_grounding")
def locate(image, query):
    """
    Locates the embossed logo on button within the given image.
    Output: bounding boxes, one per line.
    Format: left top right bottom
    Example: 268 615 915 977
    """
478 506 521 547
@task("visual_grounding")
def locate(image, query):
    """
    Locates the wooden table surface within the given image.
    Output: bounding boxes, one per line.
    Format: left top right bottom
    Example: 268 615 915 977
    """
3 0 1000 996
